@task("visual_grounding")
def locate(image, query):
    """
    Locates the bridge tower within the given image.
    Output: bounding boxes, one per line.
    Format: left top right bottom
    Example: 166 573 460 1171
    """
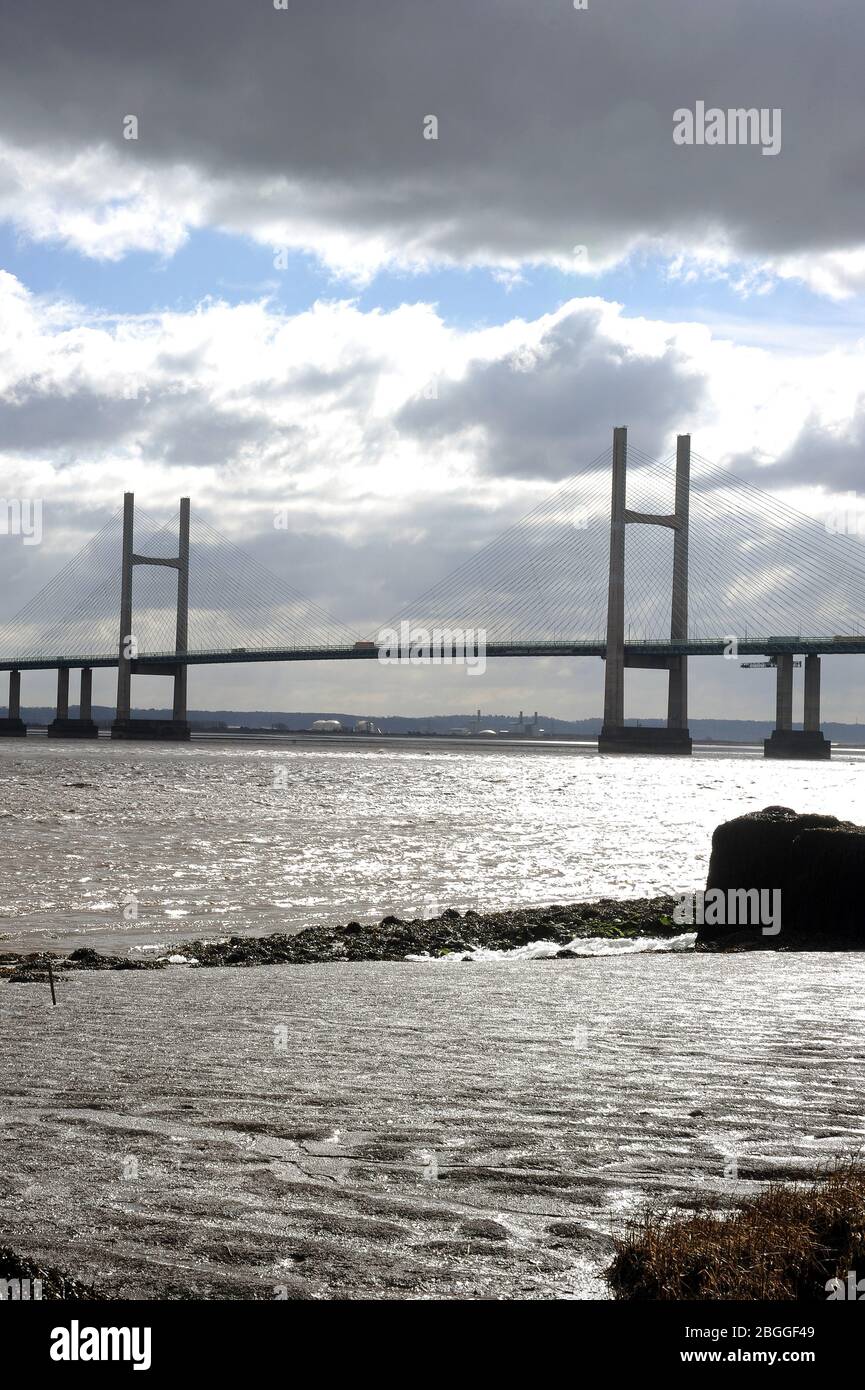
111 492 191 740
599 427 693 755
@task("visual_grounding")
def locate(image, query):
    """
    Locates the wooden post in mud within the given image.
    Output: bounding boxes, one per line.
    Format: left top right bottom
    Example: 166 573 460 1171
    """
47 958 57 1006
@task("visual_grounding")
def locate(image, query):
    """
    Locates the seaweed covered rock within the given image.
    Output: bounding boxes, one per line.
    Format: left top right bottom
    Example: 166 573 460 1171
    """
4 948 167 983
181 896 685 968
64 947 166 972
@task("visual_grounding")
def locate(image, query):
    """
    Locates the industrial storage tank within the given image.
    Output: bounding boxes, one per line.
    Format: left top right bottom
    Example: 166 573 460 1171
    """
310 719 342 733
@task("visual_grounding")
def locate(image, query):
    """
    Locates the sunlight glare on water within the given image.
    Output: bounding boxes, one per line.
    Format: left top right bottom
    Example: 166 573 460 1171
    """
2 738 865 953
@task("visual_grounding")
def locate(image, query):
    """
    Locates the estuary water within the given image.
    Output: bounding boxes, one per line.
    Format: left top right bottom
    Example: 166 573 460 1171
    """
2 737 865 1299
3 951 864 1300
2 735 865 954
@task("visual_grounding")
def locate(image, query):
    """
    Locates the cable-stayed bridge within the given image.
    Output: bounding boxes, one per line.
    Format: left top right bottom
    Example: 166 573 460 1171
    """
1 427 864 757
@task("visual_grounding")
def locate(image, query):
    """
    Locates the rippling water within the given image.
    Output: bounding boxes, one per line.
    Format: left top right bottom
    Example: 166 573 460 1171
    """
2 736 865 953
3 952 864 1300
4 736 865 1300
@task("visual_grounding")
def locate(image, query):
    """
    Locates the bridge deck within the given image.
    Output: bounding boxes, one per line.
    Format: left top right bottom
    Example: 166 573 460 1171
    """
1 637 864 671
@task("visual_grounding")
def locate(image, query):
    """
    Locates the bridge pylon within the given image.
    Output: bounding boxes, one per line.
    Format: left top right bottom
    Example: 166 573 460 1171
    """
111 492 191 741
598 426 693 755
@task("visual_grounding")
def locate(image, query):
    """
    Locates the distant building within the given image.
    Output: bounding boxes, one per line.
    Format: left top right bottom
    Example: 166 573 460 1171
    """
310 719 342 733
354 719 381 734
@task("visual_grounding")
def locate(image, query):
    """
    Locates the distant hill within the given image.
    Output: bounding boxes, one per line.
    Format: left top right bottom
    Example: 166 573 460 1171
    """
7 705 865 744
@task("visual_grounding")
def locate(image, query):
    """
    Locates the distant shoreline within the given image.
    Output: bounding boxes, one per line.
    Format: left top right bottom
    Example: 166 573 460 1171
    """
16 729 865 755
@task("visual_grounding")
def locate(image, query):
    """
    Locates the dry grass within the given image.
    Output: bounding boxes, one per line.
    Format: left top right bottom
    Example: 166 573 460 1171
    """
607 1165 865 1300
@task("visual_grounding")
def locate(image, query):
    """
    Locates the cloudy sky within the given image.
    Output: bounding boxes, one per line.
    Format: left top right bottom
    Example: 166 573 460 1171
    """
1 0 865 720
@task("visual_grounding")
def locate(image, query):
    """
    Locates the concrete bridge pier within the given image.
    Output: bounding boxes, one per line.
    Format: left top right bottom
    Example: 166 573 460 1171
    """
48 666 99 738
598 428 693 755
764 652 830 759
0 669 27 735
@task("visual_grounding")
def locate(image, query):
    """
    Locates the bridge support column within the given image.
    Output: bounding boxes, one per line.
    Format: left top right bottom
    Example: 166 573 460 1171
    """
172 497 189 725
48 665 99 738
666 434 691 747
115 491 134 725
804 652 821 731
0 669 26 735
111 492 191 740
56 667 68 718
600 425 627 737
764 652 830 759
776 653 793 732
80 666 93 723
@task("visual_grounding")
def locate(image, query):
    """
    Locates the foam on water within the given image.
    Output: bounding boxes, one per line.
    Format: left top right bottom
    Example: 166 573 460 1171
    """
407 931 698 961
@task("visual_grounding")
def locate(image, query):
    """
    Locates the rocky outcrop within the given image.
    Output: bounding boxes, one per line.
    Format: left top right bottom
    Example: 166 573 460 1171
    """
700 805 865 948
0 898 692 979
1 948 166 983
180 896 686 967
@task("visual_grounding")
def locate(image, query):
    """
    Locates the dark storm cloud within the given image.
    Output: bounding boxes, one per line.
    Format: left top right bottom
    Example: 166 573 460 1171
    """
397 306 705 478
1 0 863 270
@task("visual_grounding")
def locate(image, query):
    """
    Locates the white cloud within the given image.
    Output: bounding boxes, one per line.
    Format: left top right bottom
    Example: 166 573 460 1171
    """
2 270 865 522
3 268 865 712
